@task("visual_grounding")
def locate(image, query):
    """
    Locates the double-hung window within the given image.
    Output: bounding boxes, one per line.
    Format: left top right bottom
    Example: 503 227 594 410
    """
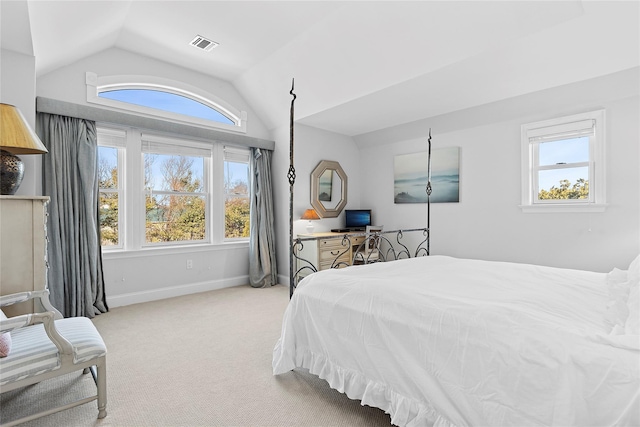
521 110 606 212
97 128 251 251
143 135 210 245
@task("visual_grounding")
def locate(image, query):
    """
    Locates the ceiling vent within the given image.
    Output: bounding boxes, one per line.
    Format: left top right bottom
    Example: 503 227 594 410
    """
190 35 219 52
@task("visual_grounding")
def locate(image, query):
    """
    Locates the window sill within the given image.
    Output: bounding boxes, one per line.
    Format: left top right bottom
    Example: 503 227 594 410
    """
519 203 608 213
102 241 249 260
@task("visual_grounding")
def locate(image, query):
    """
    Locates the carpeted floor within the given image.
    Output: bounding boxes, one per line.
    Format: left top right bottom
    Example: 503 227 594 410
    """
0 284 394 426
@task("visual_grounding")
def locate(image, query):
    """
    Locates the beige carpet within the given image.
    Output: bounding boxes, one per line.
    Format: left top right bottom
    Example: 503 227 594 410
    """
0 284 394 426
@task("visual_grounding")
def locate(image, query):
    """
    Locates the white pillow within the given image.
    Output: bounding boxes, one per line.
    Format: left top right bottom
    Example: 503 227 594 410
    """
603 268 631 334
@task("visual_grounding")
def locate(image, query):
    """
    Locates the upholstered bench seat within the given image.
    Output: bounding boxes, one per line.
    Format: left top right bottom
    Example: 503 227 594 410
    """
0 317 106 386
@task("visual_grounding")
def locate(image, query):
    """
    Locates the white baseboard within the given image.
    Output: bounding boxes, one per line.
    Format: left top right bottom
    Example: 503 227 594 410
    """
106 276 250 308
278 273 290 288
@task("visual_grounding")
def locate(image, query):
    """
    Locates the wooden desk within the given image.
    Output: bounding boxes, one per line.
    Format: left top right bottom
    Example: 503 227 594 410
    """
296 232 366 272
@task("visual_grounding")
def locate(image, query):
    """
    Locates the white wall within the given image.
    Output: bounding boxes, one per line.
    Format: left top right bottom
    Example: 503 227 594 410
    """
103 245 250 307
359 83 639 273
0 49 41 196
35 47 272 306
272 123 361 285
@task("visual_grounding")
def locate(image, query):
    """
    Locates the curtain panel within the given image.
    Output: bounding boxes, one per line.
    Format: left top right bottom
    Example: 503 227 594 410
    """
37 113 108 318
249 148 277 287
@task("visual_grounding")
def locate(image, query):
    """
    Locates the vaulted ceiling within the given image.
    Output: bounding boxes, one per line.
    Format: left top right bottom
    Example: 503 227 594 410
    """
2 1 638 138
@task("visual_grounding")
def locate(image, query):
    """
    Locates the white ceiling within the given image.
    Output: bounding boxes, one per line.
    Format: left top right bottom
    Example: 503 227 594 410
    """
2 1 639 138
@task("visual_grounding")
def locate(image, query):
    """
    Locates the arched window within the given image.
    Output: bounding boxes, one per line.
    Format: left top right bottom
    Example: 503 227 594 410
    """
99 89 234 125
86 72 247 133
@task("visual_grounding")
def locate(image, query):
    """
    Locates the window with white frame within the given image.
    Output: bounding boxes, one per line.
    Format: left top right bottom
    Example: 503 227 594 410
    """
97 127 251 251
86 72 248 133
143 134 211 245
98 128 126 248
521 110 606 212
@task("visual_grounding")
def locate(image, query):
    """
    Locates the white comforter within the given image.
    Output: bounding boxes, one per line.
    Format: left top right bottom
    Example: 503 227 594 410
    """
273 256 639 427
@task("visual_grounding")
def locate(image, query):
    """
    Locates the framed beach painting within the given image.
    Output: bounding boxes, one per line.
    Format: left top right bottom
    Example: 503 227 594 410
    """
394 147 460 203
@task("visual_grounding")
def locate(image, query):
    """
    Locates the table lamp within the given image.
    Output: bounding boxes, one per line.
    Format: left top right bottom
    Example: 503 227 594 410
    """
301 208 320 233
0 104 48 195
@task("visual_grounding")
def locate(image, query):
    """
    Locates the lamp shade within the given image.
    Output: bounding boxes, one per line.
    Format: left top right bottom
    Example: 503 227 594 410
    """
300 209 320 220
0 104 48 154
1 104 48 195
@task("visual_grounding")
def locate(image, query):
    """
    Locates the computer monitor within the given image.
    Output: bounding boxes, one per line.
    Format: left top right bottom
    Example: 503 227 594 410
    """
345 209 372 229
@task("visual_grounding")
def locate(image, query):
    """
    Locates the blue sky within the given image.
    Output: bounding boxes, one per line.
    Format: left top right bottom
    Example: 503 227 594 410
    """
537 136 588 191
99 89 234 125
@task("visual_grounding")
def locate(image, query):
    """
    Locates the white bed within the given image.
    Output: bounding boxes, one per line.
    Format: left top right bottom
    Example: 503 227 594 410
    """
273 255 640 427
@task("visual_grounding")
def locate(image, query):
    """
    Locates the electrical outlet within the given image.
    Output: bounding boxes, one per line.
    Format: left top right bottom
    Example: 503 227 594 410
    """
186 259 193 269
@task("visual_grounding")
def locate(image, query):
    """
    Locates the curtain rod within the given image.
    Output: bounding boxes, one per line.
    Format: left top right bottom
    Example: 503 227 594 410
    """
36 97 275 151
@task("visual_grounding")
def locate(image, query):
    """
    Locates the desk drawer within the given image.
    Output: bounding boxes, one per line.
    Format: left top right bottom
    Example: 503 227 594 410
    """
319 237 348 249
319 245 349 262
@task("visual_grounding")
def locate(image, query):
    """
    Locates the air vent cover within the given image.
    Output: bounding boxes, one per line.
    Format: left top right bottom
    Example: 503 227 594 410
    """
190 35 219 52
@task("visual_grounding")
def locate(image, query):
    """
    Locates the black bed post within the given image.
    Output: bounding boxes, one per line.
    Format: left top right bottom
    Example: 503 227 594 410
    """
426 128 432 256
288 79 297 298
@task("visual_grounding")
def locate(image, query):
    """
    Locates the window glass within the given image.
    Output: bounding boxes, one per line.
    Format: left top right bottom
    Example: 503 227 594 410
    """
98 146 118 188
144 152 207 244
536 136 590 201
145 194 206 243
99 89 234 125
144 153 204 192
538 136 589 166
224 159 250 239
98 145 121 247
538 167 589 200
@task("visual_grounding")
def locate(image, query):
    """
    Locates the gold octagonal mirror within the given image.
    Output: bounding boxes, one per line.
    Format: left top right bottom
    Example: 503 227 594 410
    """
310 160 347 218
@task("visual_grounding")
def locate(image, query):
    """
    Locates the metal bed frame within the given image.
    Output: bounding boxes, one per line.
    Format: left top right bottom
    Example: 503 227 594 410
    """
287 80 432 297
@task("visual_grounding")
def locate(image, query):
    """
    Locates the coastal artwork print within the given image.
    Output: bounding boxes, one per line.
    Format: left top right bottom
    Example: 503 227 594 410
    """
394 147 460 203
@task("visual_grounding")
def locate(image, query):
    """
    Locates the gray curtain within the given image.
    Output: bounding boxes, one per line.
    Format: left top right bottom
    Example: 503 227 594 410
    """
37 112 108 318
249 148 277 287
